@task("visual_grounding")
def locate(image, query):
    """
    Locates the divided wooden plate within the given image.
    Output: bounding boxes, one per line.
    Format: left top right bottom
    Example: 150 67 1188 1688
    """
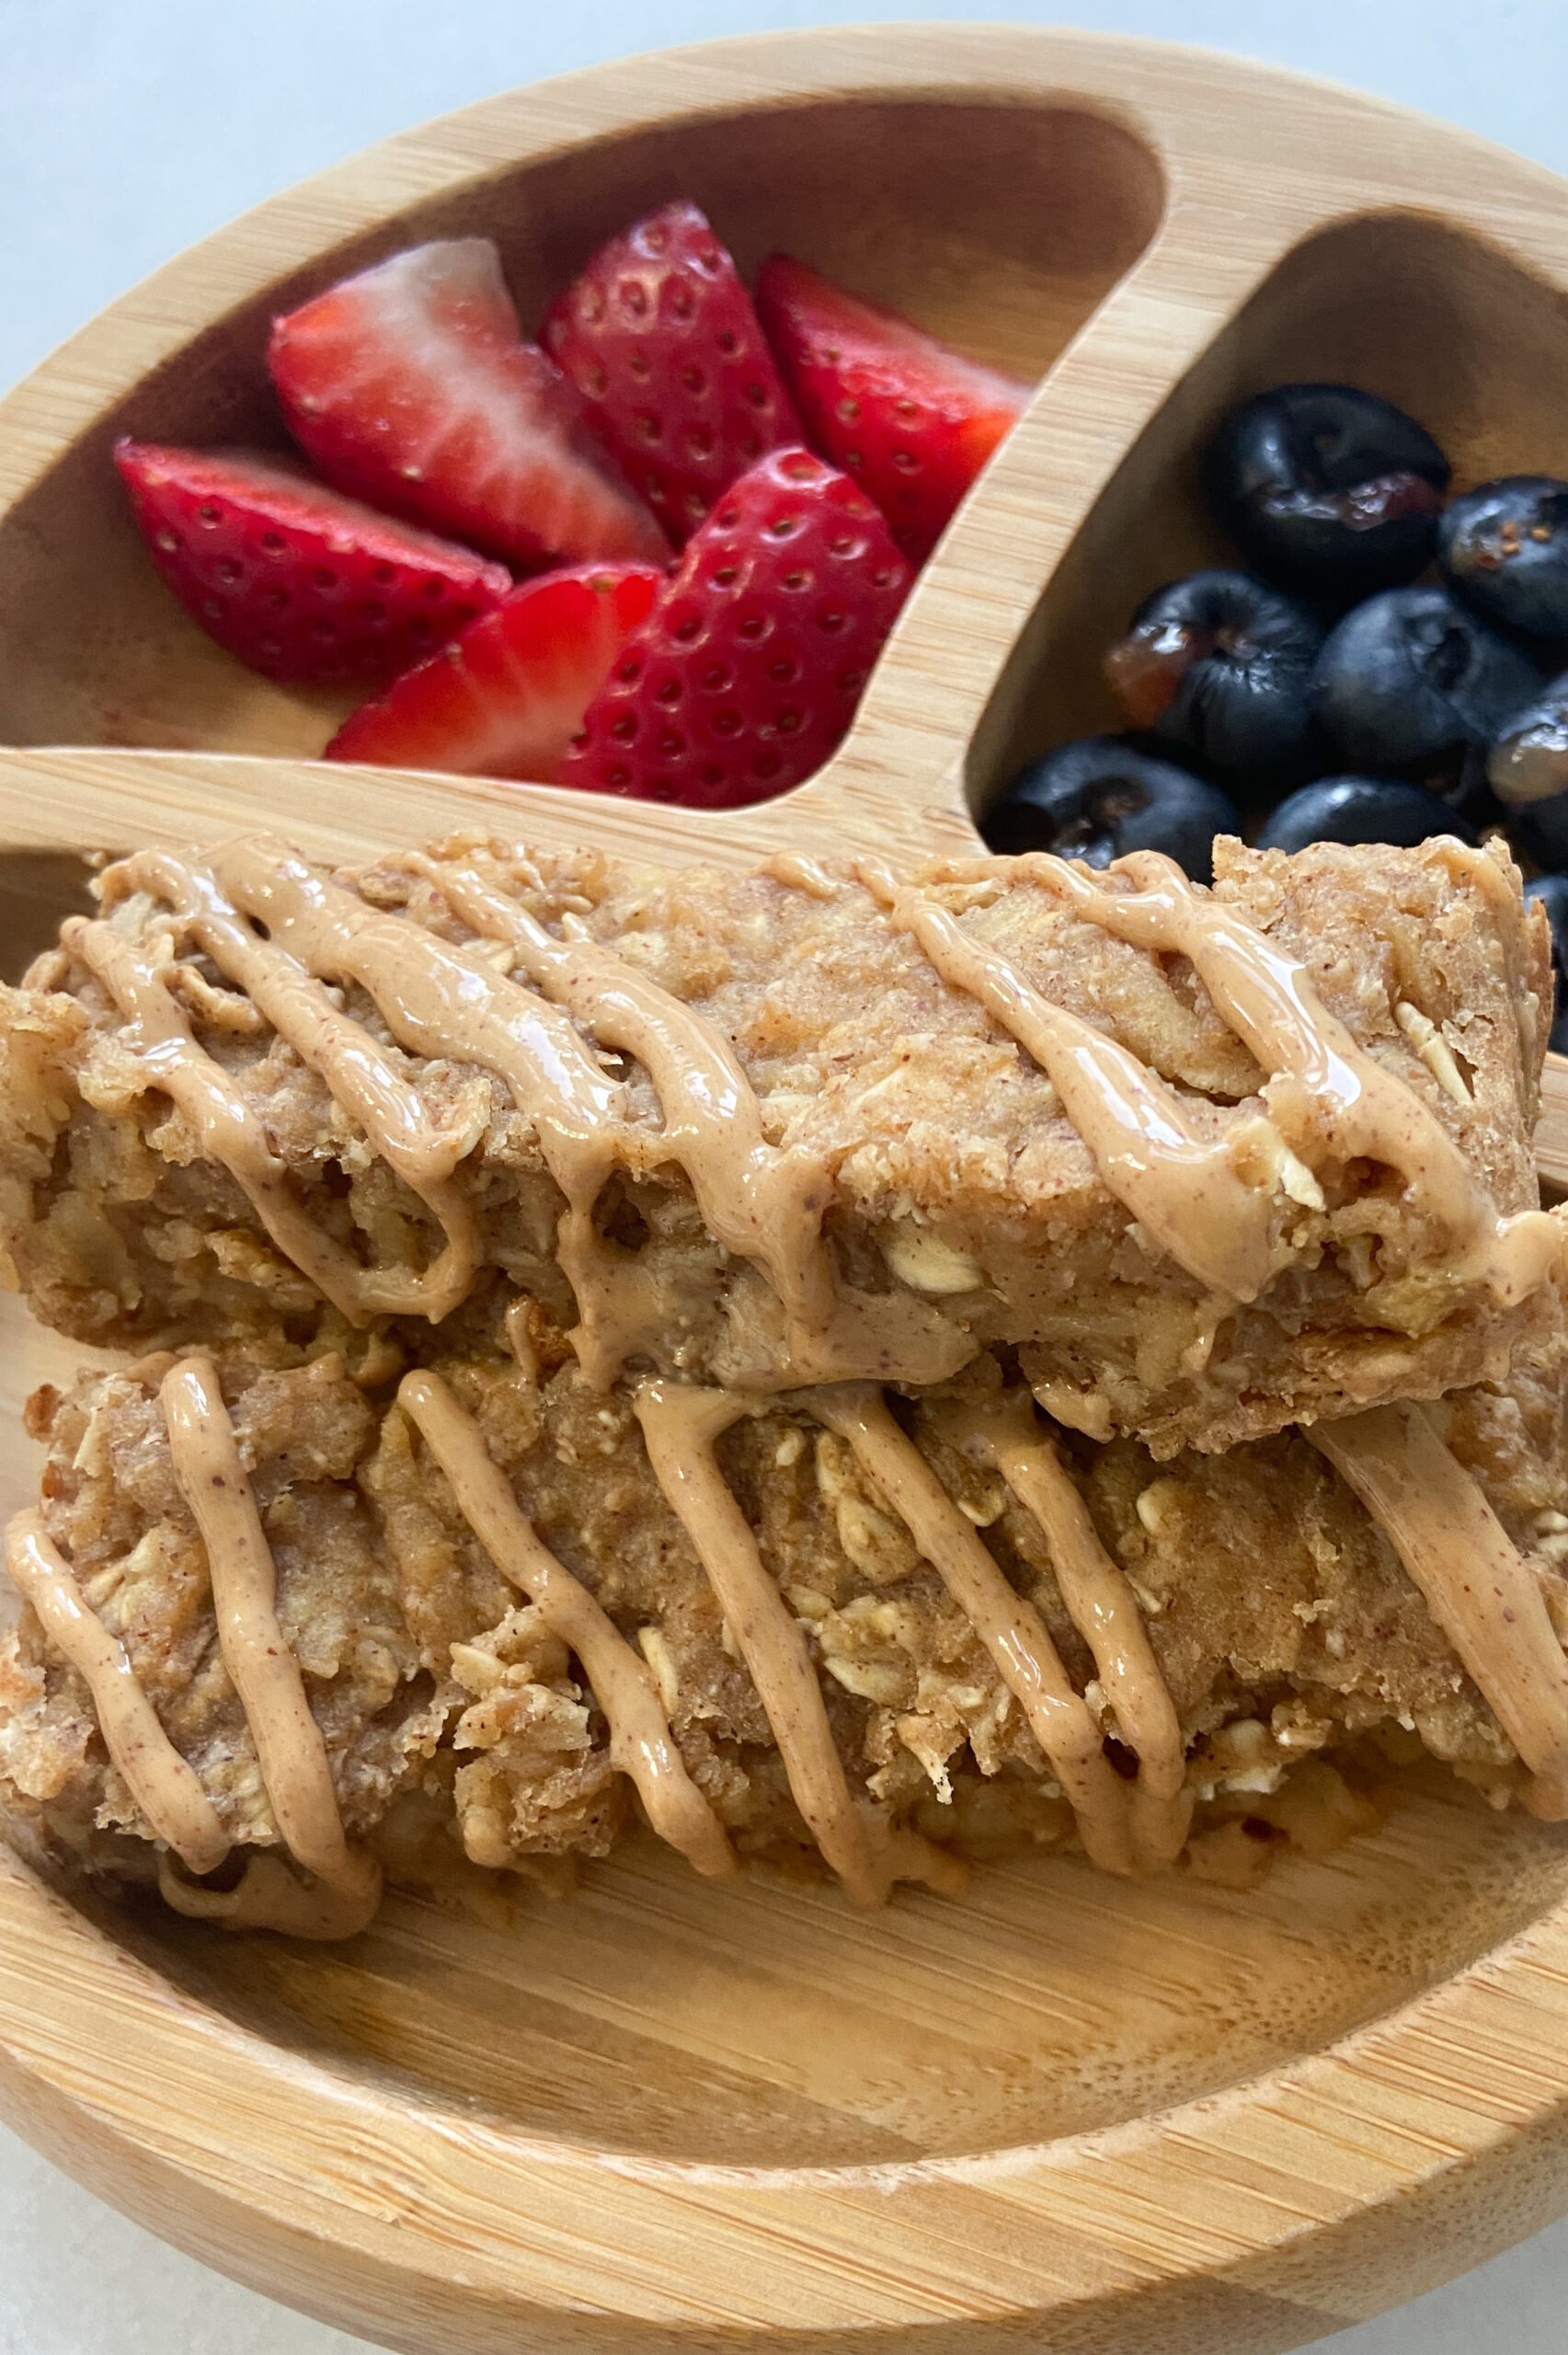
6 29 1568 2354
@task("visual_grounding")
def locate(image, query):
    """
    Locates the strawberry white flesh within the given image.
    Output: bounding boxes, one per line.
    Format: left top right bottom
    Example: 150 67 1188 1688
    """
326 563 665 782
269 239 669 571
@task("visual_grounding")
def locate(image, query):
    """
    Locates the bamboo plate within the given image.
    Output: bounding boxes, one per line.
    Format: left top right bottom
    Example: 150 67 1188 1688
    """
8 28 1568 2355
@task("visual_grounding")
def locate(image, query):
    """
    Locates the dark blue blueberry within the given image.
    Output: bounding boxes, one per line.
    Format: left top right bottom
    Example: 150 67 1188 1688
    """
1202 384 1449 601
1311 585 1540 772
1506 789 1568 873
1448 742 1507 835
1486 672 1568 808
1104 570 1323 776
1439 477 1568 641
1255 775 1476 855
1524 874 1568 1056
983 736 1241 880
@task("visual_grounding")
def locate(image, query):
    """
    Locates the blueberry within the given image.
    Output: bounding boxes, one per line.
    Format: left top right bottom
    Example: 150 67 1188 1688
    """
1507 789 1568 873
1524 874 1568 1055
1255 775 1476 855
1202 384 1449 601
1439 477 1568 641
1312 585 1539 772
983 736 1241 880
1449 741 1506 832
1486 671 1568 807
1104 570 1323 776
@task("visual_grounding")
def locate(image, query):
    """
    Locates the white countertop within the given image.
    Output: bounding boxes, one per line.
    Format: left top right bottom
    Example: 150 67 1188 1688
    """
6 0 1568 2346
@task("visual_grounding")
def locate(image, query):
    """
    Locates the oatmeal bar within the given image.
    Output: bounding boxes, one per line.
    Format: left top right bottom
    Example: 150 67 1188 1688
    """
0 829 1555 1457
6 1304 1567 1932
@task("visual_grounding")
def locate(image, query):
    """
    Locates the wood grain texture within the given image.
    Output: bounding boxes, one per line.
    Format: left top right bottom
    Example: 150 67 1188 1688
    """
5 27 1568 2355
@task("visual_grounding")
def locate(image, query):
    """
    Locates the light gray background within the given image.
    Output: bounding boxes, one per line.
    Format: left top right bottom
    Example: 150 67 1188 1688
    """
2 0 1566 2347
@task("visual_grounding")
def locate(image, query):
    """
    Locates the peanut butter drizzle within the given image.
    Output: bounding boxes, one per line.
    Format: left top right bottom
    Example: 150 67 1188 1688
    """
411 856 968 1390
397 1369 736 1879
854 850 1562 1307
1311 1403 1568 1821
156 1848 383 1940
188 836 650 1382
4 1510 229 1876
161 1356 383 1927
127 852 481 1321
97 836 951 1390
857 860 1288 1303
63 915 387 1325
756 852 840 900
411 855 841 1355
811 1384 1139 1877
1012 849 1559 1302
940 1394 1191 1867
634 1379 957 1905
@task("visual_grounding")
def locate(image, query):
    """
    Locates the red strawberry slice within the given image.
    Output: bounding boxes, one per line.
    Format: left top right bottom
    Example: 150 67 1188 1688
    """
268 239 668 571
556 447 910 810
325 562 664 782
114 440 512 688
542 201 802 548
754 255 1029 563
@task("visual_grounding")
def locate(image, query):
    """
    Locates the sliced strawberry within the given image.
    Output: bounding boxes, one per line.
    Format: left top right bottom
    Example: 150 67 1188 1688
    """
268 239 668 571
325 563 664 782
556 447 910 810
754 255 1030 563
542 201 802 548
114 440 512 688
